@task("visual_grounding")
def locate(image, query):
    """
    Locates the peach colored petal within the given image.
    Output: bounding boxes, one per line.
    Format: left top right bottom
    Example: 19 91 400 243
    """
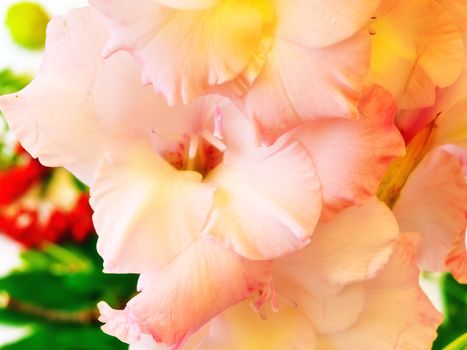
90 141 215 273
98 238 271 347
218 102 258 157
90 0 273 105
289 85 405 219
431 98 467 149
94 51 232 158
393 147 467 273
94 51 195 139
203 137 322 260
275 197 398 288
370 0 464 109
276 261 367 335
236 30 370 143
439 0 467 32
0 8 110 185
269 197 398 334
196 301 317 350
157 212 434 350
316 234 442 350
274 0 381 48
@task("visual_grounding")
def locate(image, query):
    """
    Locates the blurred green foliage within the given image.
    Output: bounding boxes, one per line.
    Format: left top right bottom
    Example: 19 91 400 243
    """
0 69 31 169
5 2 49 50
442 332 467 350
0 69 30 95
434 275 467 349
0 238 137 349
0 325 124 350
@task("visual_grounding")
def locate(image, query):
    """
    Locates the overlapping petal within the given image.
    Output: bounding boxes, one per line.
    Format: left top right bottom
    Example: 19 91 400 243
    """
90 0 274 105
237 31 370 143
91 141 215 273
90 0 373 142
203 137 322 260
274 0 381 48
431 98 467 149
317 234 442 349
276 197 399 287
370 0 465 109
144 205 439 350
98 238 271 347
393 146 467 274
289 85 405 219
93 51 195 140
274 198 398 309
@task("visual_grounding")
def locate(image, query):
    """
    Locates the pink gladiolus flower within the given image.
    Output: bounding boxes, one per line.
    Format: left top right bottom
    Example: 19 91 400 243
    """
89 0 379 142
0 1 456 349
377 14 467 281
99 199 442 349
383 89 467 283
393 145 467 282
0 8 405 268
0 7 413 348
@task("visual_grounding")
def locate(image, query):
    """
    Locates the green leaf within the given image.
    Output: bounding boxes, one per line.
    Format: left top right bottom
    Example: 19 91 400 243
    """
443 333 467 350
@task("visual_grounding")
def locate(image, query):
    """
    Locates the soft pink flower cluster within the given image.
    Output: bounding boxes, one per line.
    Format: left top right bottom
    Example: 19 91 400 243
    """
1 0 466 349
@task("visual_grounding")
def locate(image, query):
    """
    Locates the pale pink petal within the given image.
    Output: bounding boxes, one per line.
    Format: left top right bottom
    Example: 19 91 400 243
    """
276 197 399 294
276 263 366 335
290 85 405 219
90 141 215 273
274 0 381 48
277 197 399 286
215 101 258 157
155 0 221 9
94 51 195 139
0 8 110 185
317 234 442 349
431 98 467 149
268 197 398 334
237 30 370 143
98 238 271 347
196 301 317 350
203 137 322 260
90 0 273 104
393 146 467 273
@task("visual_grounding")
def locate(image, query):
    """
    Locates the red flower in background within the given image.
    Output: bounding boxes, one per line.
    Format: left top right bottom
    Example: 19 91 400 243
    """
0 145 48 205
0 145 94 248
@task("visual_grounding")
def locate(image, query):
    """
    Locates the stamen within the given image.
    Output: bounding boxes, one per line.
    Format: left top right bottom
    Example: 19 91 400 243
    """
201 130 227 152
186 134 199 171
213 106 224 140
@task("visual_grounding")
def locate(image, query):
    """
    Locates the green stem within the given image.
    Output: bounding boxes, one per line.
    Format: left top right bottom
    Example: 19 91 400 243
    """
3 294 99 325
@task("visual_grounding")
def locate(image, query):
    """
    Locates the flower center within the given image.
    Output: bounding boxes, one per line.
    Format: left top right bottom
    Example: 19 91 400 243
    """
159 110 226 177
